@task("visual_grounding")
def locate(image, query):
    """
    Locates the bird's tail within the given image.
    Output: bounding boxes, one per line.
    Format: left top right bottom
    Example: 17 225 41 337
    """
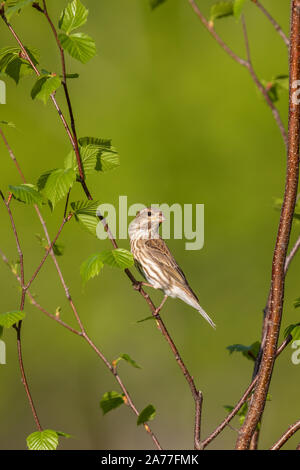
197 305 216 329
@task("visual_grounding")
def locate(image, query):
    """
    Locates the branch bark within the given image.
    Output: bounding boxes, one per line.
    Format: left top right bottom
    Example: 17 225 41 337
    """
270 420 300 450
236 0 300 449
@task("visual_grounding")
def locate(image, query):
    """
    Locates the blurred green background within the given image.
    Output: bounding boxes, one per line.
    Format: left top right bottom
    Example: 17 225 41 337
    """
0 0 298 450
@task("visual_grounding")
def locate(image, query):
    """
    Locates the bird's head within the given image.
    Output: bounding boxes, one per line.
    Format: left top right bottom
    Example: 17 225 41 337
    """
128 207 165 240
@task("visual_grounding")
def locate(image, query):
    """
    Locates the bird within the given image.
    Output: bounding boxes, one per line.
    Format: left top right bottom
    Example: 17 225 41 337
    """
128 207 216 328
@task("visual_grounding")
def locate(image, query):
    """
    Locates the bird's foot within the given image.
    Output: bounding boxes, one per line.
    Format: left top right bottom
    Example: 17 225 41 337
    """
133 281 143 291
133 281 152 291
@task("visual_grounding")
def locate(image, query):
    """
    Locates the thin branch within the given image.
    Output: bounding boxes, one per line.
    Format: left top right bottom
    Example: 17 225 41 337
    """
24 215 71 291
0 7 203 448
236 1 300 449
0 8 91 199
251 0 289 48
14 323 43 431
201 334 292 449
188 0 288 148
270 420 300 450
0 192 42 431
0 132 162 450
39 0 87 188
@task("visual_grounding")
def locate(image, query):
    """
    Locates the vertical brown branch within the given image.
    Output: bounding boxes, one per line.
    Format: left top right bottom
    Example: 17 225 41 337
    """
236 0 300 449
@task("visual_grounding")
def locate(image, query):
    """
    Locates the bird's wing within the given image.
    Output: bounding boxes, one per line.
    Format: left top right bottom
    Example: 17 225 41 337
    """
145 238 193 288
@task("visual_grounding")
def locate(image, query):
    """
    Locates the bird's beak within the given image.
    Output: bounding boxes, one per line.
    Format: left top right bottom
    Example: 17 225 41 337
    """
158 212 165 223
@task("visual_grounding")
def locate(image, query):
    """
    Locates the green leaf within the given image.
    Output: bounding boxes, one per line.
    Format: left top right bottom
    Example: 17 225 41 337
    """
71 200 100 236
39 168 76 208
284 323 300 341
59 0 89 34
9 184 44 207
80 253 104 285
56 431 72 438
210 1 234 22
224 402 248 425
78 137 120 172
78 137 112 148
26 430 59 451
64 73 79 79
226 341 260 361
262 75 289 104
96 149 120 172
150 0 167 9
0 46 39 84
64 145 100 176
59 32 96 64
31 74 62 104
115 353 141 369
0 120 16 128
233 0 246 20
0 310 25 328
0 326 4 338
98 249 134 269
137 404 156 425
100 391 124 415
5 0 34 20
136 315 157 323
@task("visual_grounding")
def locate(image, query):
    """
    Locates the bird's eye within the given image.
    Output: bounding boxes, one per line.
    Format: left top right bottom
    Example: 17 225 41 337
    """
147 211 151 217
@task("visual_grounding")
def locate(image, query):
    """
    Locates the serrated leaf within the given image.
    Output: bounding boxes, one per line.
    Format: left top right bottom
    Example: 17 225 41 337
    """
137 404 156 425
80 253 104 285
26 429 58 451
96 149 120 172
100 391 124 415
0 310 25 328
9 184 44 207
59 0 89 34
233 0 246 20
284 323 300 340
226 341 260 361
31 74 61 104
77 137 120 172
5 0 34 20
115 353 141 369
78 137 112 148
71 200 100 236
210 1 234 22
59 32 96 64
150 0 167 9
0 46 39 84
98 249 134 269
64 145 100 176
39 168 76 208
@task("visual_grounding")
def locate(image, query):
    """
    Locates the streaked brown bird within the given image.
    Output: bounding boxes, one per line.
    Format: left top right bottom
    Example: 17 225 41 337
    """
128 207 216 328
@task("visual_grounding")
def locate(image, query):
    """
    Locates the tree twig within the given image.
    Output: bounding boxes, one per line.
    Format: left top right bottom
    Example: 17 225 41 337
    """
251 0 289 48
188 0 288 148
200 334 292 448
270 420 300 450
236 0 300 449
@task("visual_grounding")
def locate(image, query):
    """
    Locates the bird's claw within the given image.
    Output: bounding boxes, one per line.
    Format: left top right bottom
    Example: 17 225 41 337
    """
133 281 142 291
